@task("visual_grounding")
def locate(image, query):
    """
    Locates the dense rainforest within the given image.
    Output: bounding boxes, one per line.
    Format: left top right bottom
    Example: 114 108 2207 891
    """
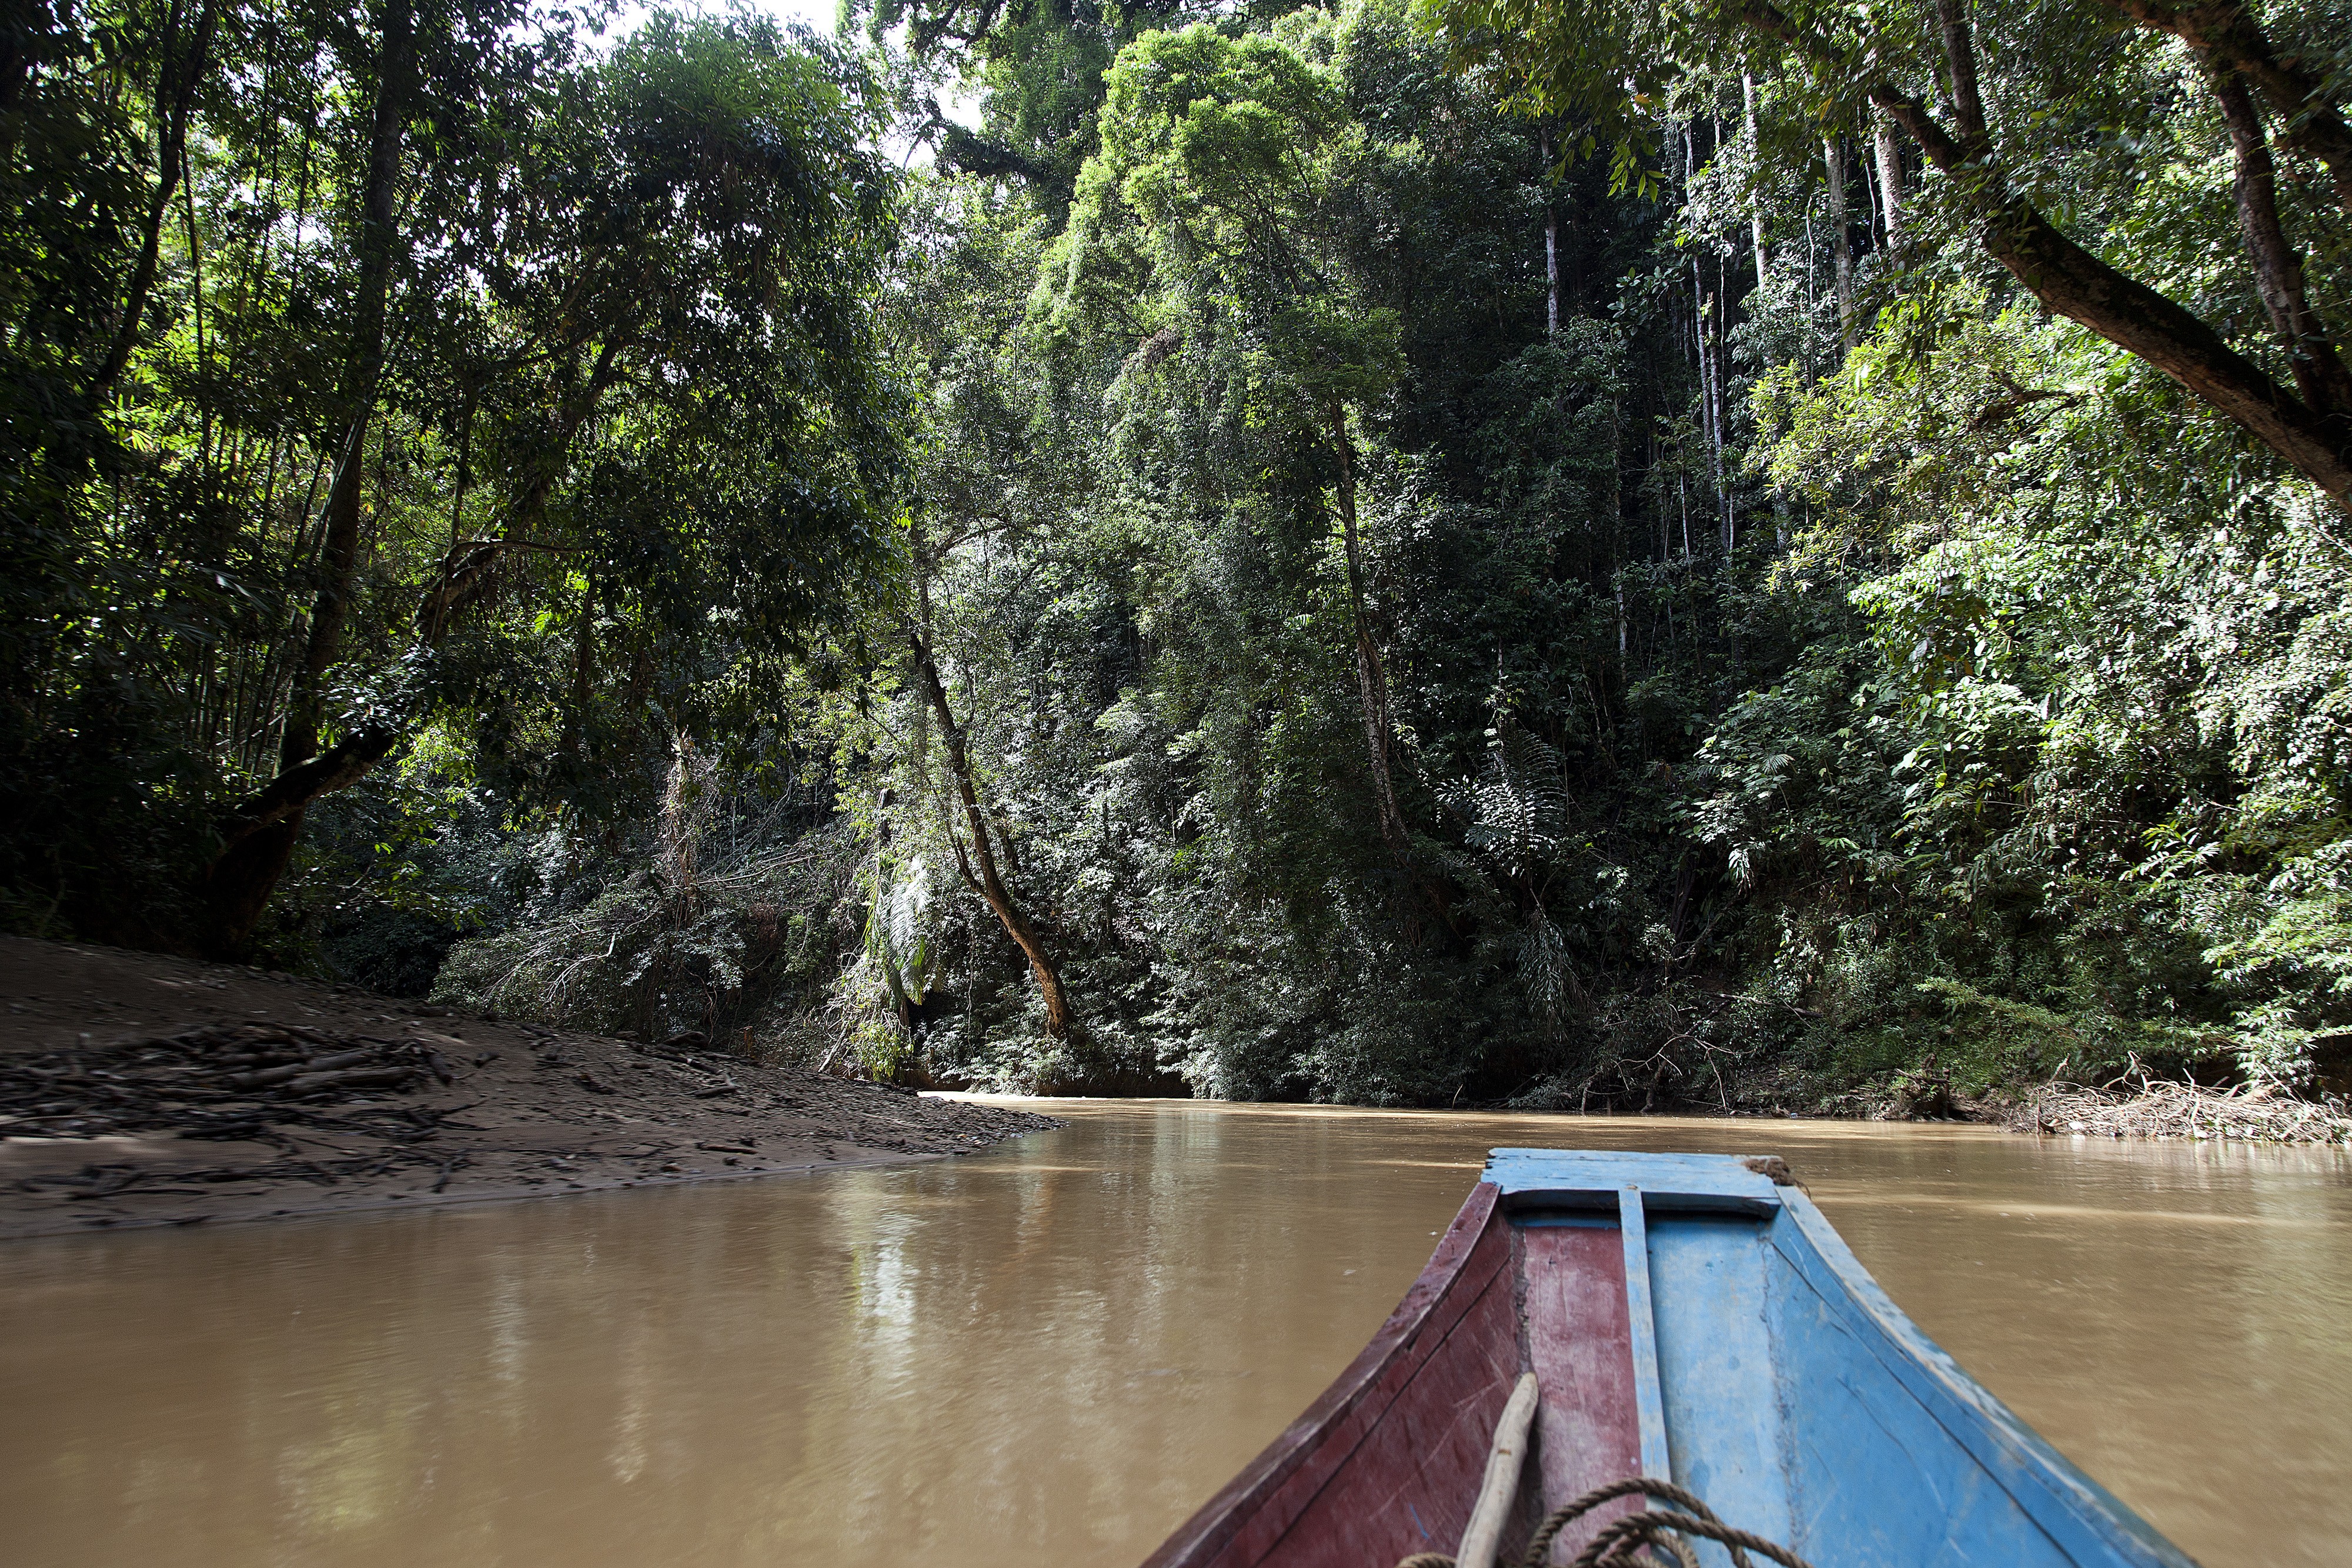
6 0 2351 1113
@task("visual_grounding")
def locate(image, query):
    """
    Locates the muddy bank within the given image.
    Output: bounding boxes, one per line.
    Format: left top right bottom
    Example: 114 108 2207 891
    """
0 938 1058 1241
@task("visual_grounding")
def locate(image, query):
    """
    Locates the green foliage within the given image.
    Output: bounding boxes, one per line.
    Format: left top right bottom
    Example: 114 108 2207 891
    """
0 2 904 955
14 0 2352 1117
804 0 2352 1109
433 754 864 1057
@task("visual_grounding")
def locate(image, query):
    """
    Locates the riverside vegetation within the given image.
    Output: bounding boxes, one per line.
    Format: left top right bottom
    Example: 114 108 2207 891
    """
6 0 2351 1128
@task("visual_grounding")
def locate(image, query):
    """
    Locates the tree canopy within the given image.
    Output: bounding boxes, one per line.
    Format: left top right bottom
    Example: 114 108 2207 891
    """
2 1 902 954
8 0 2351 1111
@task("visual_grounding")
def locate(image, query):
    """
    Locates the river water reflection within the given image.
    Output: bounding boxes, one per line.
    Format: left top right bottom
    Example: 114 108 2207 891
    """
3 1103 2348 1567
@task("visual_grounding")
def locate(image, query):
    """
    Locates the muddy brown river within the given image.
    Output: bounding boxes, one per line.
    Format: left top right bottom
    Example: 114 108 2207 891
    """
3 1103 2348 1567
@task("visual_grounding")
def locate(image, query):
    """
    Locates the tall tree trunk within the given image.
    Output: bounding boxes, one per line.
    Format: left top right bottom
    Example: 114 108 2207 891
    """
1690 252 1729 551
202 343 621 953
909 624 1073 1038
183 148 211 469
563 577 596 771
1823 136 1855 346
1540 125 1561 334
1682 125 1732 548
196 0 417 950
1712 274 1733 553
87 0 222 406
1873 109 1905 254
2211 69 2352 416
284 0 414 770
1329 403 1410 861
1743 73 1769 283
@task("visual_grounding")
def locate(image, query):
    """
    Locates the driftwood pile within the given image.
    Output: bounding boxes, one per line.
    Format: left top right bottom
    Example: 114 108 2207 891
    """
2 999 1062 1232
1 1022 456 1141
2 1024 473 1206
2013 1075 2352 1145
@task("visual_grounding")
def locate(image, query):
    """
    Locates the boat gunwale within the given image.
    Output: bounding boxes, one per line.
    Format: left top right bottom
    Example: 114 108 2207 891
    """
1766 1184 2200 1568
1137 1179 1505 1568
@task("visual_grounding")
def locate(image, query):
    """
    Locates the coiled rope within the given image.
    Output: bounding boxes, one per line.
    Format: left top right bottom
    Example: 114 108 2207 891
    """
1394 1476 1818 1568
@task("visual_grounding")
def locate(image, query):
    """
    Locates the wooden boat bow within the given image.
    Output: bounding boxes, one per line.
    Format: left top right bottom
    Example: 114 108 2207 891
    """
1142 1149 2199 1568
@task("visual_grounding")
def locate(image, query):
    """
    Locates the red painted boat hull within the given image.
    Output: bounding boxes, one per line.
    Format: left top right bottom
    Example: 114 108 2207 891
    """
1141 1181 1639 1568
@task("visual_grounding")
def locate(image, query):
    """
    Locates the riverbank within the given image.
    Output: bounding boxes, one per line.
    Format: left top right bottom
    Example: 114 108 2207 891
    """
0 938 1059 1241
